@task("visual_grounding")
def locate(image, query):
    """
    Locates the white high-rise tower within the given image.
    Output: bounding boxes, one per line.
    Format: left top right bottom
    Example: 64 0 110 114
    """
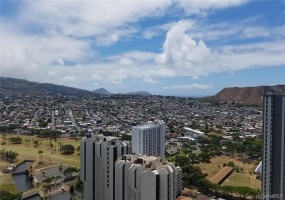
80 135 129 200
114 154 182 200
132 121 165 160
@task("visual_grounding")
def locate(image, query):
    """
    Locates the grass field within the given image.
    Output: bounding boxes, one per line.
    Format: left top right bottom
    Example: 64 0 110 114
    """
195 155 261 190
0 173 18 194
0 133 81 194
1 134 81 168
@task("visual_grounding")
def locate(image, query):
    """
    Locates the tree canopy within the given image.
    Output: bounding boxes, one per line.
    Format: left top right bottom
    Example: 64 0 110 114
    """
0 191 21 200
60 144 75 155
8 137 22 144
64 167 79 178
120 134 132 141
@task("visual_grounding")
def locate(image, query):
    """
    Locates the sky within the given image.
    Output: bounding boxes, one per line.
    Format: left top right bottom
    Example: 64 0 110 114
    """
1 0 285 97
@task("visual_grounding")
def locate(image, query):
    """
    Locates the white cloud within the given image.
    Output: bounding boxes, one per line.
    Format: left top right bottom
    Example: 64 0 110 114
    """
96 35 119 46
143 30 159 39
19 0 172 38
0 22 91 81
164 16 285 43
214 41 285 71
176 0 248 16
93 82 100 86
1 0 284 91
154 21 285 79
57 58 65 66
142 22 178 39
241 26 270 38
156 21 213 78
63 76 76 82
164 84 213 90
108 50 157 62
119 58 133 66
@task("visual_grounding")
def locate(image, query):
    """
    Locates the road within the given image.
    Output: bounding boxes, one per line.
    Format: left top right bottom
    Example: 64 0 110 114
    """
68 109 81 132
85 109 91 119
51 110 55 130
30 109 39 126
195 144 201 155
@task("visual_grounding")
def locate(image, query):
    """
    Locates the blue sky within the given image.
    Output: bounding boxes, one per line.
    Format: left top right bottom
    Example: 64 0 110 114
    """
1 0 285 96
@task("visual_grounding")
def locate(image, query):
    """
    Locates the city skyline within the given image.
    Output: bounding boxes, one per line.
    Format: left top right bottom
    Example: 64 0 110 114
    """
1 0 285 96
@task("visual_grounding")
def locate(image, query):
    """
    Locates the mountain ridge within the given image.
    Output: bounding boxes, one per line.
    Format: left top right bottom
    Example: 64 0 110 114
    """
0 77 93 96
126 91 151 96
0 77 152 97
93 88 111 95
214 85 285 105
93 88 151 96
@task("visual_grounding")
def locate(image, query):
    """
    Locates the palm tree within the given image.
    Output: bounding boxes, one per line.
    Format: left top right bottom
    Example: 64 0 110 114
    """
38 150 43 163
56 175 61 184
54 138 57 151
42 171 46 178
2 134 6 142
27 139 31 146
2 134 7 150
59 163 63 186
59 142 63 149
1 141 6 150
50 143 54 154
43 177 53 192
51 176 56 185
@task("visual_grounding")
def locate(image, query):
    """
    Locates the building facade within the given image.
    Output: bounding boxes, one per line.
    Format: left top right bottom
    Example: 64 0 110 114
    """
132 121 165 160
114 154 182 200
80 135 129 200
262 88 285 199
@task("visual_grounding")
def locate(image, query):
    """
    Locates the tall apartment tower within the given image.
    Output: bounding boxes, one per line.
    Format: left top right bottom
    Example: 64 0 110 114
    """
114 154 182 200
262 88 285 199
80 135 129 200
132 121 165 160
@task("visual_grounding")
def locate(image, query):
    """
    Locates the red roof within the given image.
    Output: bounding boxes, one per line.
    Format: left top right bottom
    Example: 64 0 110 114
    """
170 133 179 138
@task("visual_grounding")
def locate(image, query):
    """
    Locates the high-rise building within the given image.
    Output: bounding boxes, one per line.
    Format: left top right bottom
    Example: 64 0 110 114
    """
114 154 182 200
132 121 165 160
80 135 129 200
262 88 285 199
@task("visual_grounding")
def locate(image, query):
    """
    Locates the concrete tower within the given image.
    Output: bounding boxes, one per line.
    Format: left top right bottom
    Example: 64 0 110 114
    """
114 154 182 200
262 88 285 199
132 121 165 160
80 135 129 200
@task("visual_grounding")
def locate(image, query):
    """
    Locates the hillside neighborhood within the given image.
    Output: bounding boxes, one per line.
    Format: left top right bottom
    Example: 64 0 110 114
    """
0 94 262 140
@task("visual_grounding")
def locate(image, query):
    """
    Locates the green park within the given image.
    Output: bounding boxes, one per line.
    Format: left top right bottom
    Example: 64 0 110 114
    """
0 131 82 199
